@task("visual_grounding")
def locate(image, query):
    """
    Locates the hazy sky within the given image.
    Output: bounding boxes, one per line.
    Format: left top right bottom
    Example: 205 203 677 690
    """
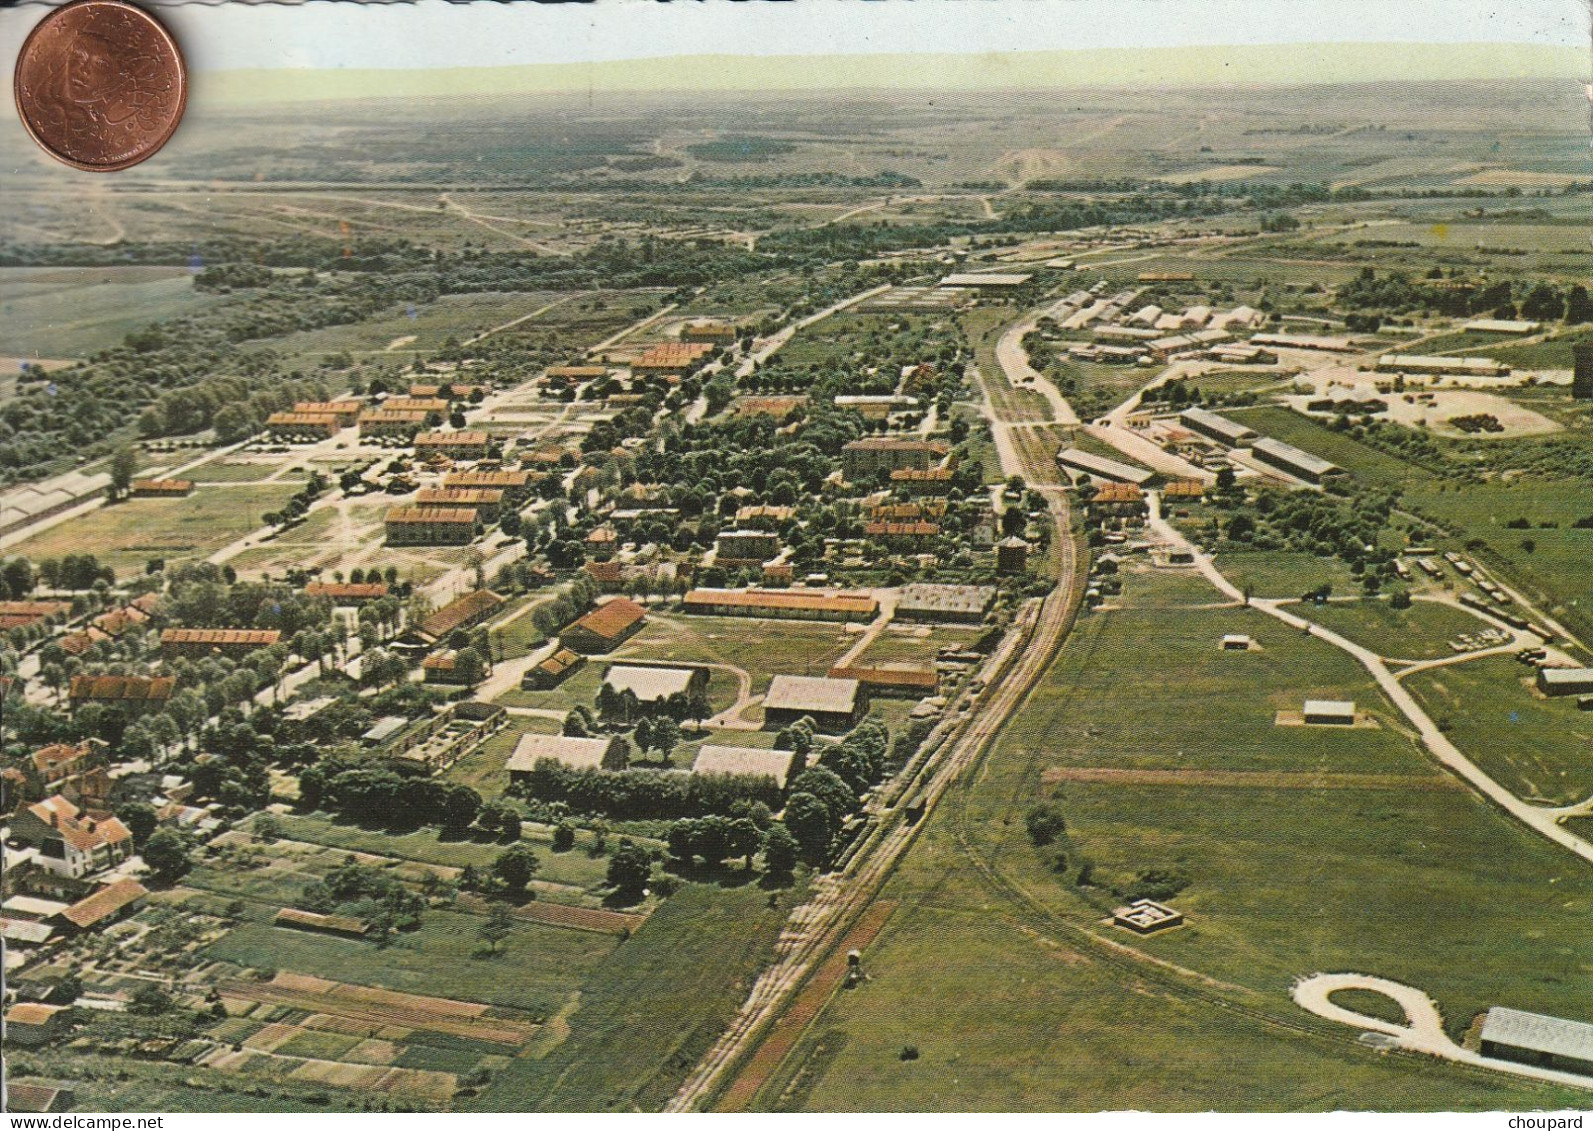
1 0 1587 74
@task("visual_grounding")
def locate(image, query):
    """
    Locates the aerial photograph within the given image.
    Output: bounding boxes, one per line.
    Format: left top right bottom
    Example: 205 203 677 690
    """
0 0 1589 1114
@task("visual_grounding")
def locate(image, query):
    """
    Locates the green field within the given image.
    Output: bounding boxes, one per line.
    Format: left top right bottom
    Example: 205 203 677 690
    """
856 623 983 668
468 880 804 1112
1002 596 1424 778
775 907 1580 1113
1405 656 1593 807
0 1058 360 1114
1213 405 1593 646
186 458 299 483
772 568 1593 1111
254 290 566 362
1226 405 1432 486
8 484 300 573
272 810 616 893
442 716 562 799
204 910 616 1015
0 266 231 358
1400 479 1593 652
620 613 858 698
1487 326 1593 369
1206 550 1358 601
1110 565 1237 610
1295 597 1500 661
492 612 853 719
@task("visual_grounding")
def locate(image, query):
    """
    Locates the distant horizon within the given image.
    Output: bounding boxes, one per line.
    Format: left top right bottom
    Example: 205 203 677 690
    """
181 40 1588 105
3 0 1589 87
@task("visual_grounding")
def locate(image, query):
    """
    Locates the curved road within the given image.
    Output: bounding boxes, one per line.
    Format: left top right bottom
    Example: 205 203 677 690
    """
1145 491 1593 867
1294 973 1593 1093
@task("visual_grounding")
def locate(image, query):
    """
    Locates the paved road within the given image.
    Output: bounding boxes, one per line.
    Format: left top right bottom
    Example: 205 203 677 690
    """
736 284 894 380
831 591 900 669
1145 491 1593 867
1293 973 1593 1093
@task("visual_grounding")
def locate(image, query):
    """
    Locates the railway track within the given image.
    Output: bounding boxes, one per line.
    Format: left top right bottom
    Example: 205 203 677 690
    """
665 326 1082 1113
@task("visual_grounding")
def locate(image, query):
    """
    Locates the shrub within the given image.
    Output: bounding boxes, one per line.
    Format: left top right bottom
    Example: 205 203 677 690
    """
1123 868 1190 902
1025 804 1067 847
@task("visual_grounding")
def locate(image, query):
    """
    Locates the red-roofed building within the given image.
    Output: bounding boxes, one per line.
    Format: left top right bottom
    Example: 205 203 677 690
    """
864 520 941 545
4 1080 75 1111
584 561 623 591
293 401 362 427
414 487 504 522
413 589 505 645
414 431 489 460
11 796 133 879
1 741 108 806
68 675 174 713
385 506 479 546
267 412 342 440
54 879 148 932
561 598 647 655
160 628 281 659
890 467 954 495
92 606 148 637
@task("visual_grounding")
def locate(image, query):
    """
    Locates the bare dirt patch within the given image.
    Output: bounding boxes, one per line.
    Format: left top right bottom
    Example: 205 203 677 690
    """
714 899 898 1113
220 971 539 1046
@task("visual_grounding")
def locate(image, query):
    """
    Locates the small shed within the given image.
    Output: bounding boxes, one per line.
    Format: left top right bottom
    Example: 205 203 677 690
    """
1303 699 1356 726
3 1002 70 1046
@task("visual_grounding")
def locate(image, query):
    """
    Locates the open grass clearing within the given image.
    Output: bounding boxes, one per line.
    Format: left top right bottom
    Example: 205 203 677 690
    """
8 484 300 573
467 879 803 1112
854 623 984 668
1404 655 1593 807
780 566 1593 1112
1295 597 1500 661
778 903 1584 1112
0 266 231 358
203 910 615 1017
1005 591 1428 778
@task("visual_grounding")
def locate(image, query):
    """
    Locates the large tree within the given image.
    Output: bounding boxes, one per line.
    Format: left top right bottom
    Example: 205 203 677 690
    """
109 446 139 500
782 792 832 866
142 828 193 880
478 902 515 955
606 839 653 903
762 823 799 879
493 844 540 894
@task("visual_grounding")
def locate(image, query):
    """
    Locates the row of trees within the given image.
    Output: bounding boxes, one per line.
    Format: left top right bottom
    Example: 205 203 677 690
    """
512 759 784 820
298 759 500 836
1338 268 1592 323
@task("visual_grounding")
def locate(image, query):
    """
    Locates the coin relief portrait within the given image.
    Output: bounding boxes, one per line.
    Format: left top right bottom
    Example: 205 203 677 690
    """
14 0 184 170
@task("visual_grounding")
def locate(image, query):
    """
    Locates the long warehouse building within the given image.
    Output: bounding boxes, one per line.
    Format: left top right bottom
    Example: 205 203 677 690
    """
1249 437 1344 485
1179 407 1257 446
1057 448 1155 486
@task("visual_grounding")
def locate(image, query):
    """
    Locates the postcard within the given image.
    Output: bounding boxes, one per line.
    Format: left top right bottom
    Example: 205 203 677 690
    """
0 0 1590 1117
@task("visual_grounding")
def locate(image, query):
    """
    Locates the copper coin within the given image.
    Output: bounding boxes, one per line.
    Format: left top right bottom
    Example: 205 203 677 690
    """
13 0 187 172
